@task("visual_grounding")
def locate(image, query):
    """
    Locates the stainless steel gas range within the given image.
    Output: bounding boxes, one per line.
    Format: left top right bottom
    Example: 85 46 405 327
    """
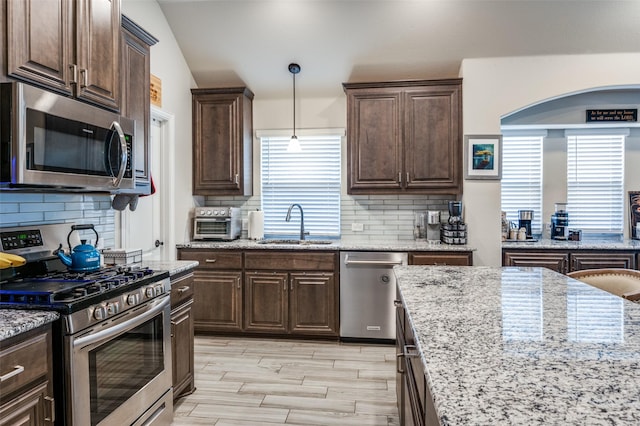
0 224 173 426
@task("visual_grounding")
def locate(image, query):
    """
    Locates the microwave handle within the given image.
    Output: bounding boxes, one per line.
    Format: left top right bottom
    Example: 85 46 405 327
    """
111 121 128 187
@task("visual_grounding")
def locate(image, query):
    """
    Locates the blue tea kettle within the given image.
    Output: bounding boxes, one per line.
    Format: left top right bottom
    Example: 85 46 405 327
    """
55 224 101 272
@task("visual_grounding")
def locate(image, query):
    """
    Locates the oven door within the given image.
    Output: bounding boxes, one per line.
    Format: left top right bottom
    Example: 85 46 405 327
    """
193 217 231 240
65 295 172 426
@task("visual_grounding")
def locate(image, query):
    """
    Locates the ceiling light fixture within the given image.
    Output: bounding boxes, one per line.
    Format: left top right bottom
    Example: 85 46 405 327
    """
287 62 302 153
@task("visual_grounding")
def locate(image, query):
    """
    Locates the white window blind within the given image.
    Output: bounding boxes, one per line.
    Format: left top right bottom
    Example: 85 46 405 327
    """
500 135 544 234
260 134 341 238
567 133 625 234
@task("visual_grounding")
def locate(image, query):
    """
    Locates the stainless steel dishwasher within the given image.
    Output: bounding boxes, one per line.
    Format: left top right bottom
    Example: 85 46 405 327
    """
340 251 408 341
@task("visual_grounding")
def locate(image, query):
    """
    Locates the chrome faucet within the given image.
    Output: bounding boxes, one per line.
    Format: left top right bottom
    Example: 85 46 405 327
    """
285 203 306 240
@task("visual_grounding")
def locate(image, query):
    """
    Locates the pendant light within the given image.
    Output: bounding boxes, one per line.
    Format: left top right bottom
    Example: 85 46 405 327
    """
287 63 302 153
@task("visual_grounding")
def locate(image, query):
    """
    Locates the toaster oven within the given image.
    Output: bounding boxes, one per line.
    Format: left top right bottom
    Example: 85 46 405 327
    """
192 207 242 240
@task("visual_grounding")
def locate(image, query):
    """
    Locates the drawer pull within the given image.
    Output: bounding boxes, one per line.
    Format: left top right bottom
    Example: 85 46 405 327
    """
178 286 190 294
0 365 25 382
44 396 55 422
205 259 217 263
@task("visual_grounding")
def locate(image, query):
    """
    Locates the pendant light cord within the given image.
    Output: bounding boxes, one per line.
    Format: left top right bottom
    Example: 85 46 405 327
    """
292 71 296 137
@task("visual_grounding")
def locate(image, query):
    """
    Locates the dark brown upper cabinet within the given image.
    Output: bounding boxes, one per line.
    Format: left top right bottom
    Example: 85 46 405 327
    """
343 79 462 194
191 87 254 196
6 0 121 111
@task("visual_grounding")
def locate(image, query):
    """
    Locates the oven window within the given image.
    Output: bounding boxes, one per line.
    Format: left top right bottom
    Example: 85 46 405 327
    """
88 315 164 425
196 219 229 235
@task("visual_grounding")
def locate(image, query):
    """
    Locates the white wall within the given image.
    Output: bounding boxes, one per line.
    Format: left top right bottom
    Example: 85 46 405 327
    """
460 53 640 266
121 0 197 249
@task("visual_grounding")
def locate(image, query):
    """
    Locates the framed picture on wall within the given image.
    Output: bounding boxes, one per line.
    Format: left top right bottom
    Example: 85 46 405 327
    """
464 134 503 180
630 191 640 240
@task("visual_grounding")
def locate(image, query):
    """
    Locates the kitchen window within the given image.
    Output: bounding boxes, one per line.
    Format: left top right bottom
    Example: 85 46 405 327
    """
260 132 342 238
566 130 626 235
501 133 544 235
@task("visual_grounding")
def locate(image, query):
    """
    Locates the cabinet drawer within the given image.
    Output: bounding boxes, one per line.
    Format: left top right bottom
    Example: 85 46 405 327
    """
409 251 472 266
171 272 194 308
178 250 243 270
0 331 49 398
245 251 336 271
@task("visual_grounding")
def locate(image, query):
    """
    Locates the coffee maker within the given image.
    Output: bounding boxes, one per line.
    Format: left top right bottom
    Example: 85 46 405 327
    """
518 210 533 239
551 202 569 240
448 201 463 224
441 201 467 245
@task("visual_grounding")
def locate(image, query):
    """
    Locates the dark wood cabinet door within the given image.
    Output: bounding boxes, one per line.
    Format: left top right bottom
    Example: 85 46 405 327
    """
6 0 73 94
570 252 636 271
289 272 338 336
120 21 152 188
171 300 195 400
75 0 120 110
192 270 243 332
502 251 569 273
346 88 403 193
404 85 461 192
192 88 253 195
244 272 288 333
409 251 472 266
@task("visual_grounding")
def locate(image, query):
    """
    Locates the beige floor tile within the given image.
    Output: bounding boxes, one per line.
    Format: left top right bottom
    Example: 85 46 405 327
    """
261 394 355 413
171 336 399 426
188 403 289 423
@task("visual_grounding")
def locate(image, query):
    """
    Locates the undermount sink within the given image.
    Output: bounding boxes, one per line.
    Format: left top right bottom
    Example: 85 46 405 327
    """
257 239 335 245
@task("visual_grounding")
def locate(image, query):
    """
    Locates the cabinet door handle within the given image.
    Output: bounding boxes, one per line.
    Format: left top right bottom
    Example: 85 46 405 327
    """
178 286 190 294
44 396 55 423
283 280 287 292
236 278 240 289
0 365 24 382
406 172 410 183
205 259 217 263
404 344 419 358
398 172 402 184
289 279 293 291
69 64 78 84
79 68 88 88
393 300 402 307
396 352 405 374
235 174 239 184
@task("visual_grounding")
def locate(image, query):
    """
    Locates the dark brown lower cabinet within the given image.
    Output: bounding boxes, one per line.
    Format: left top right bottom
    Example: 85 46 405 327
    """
502 249 637 273
177 249 244 333
170 271 195 400
0 325 55 425
396 290 440 426
243 251 338 338
243 268 338 337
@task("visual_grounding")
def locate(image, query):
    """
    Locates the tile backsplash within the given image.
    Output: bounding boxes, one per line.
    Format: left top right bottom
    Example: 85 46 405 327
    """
0 193 116 248
205 194 457 240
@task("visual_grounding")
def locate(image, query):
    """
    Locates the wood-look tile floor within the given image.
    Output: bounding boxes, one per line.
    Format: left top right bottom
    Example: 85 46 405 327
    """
171 335 399 426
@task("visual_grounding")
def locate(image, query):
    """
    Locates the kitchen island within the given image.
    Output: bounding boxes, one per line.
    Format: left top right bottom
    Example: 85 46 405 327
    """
394 265 640 425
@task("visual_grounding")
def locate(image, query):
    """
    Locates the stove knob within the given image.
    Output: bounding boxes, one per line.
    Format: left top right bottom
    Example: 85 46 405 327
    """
154 285 164 296
127 293 139 306
107 301 120 316
145 287 155 298
94 306 107 321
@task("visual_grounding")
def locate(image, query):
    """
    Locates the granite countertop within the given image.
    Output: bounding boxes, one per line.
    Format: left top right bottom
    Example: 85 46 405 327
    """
503 238 640 250
143 260 199 275
394 265 640 425
177 238 475 252
0 309 59 342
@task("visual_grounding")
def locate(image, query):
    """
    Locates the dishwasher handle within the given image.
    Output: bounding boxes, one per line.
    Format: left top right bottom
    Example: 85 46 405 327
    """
343 255 405 266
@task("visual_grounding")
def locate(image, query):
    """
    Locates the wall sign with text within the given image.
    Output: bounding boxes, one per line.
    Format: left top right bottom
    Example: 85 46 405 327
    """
586 109 637 123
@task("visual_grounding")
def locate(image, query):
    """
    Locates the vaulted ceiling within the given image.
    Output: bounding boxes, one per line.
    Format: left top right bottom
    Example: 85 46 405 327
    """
156 0 640 98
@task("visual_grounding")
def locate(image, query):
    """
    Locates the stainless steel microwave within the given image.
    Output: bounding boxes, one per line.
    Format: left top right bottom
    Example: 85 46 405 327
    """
0 82 135 191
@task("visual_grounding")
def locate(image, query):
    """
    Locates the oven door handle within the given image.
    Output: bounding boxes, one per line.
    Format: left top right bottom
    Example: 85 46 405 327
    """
73 297 168 349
